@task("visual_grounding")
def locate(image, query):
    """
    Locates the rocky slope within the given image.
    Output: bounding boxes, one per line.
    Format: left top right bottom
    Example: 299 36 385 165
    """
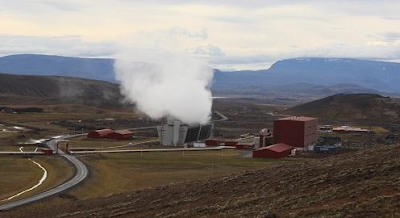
4 145 400 218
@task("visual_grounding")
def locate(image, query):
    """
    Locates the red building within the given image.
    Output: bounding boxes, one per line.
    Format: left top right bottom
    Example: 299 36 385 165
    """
235 142 255 150
224 140 238 146
205 139 221 146
253 143 294 158
107 130 134 140
39 148 54 155
273 116 318 149
87 129 114 139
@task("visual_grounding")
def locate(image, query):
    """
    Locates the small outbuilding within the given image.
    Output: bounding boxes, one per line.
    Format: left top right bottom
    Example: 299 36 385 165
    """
253 143 294 158
107 130 134 140
223 140 238 146
235 142 255 150
39 148 54 155
87 129 114 139
205 139 221 146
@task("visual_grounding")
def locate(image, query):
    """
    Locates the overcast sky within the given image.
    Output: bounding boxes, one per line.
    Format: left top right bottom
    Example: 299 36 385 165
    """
1 0 400 70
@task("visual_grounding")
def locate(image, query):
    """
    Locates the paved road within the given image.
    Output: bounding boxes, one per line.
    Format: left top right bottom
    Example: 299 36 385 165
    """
213 111 228 122
0 137 88 211
0 151 45 155
0 118 228 210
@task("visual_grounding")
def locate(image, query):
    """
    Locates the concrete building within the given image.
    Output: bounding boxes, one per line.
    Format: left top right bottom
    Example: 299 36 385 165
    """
157 119 189 146
157 118 213 147
257 128 273 149
273 116 318 150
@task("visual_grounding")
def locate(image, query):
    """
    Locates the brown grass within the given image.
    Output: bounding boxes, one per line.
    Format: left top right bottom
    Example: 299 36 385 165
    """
0 156 74 204
66 150 279 200
68 136 159 149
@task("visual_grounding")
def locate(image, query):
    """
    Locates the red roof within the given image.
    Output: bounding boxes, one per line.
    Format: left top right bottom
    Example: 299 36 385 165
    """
259 143 294 153
279 116 316 122
88 129 114 138
96 129 113 134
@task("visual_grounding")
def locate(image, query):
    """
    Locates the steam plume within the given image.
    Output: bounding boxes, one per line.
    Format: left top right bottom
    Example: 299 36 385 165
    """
114 51 213 124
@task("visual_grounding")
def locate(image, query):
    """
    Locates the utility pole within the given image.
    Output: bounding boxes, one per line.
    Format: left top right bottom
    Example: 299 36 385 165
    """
368 124 372 149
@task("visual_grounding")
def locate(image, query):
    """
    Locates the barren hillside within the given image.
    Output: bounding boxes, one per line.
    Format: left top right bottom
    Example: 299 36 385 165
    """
4 145 400 218
288 93 400 122
0 73 123 106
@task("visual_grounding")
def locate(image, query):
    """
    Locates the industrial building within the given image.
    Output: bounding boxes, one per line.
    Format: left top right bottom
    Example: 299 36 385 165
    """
235 142 255 150
273 116 318 150
333 126 372 133
87 129 114 139
258 128 273 149
107 130 134 140
253 143 294 158
157 118 212 146
314 136 342 153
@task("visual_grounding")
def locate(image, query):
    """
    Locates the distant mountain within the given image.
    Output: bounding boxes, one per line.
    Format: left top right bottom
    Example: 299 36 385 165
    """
1 54 400 94
0 54 115 82
213 82 382 99
0 73 122 106
287 93 400 121
214 58 400 93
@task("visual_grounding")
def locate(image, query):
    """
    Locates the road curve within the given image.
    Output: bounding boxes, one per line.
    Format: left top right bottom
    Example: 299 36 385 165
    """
213 111 228 122
0 136 88 211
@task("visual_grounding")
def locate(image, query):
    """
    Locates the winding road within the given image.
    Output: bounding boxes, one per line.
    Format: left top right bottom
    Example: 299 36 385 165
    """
0 111 228 211
0 136 88 211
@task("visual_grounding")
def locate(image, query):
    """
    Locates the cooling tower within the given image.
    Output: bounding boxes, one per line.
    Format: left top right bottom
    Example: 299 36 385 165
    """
157 118 213 146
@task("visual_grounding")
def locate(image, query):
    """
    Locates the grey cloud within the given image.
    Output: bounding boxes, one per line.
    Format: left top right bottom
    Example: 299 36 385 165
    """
207 15 257 23
290 43 400 62
168 27 208 40
206 41 400 70
383 16 400 20
116 0 303 7
194 45 225 57
383 32 400 43
37 0 80 11
0 0 81 13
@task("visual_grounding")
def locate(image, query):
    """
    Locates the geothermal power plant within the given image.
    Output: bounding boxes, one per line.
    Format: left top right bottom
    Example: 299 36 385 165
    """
157 118 213 146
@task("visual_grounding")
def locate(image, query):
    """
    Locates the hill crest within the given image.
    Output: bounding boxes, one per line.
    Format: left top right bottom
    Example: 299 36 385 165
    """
288 93 400 121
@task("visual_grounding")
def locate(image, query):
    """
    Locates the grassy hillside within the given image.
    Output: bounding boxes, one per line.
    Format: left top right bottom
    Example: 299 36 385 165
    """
0 73 123 106
4 145 400 217
287 93 400 121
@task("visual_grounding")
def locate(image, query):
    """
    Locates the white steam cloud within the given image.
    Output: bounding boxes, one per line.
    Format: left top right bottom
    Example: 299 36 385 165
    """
114 51 213 124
